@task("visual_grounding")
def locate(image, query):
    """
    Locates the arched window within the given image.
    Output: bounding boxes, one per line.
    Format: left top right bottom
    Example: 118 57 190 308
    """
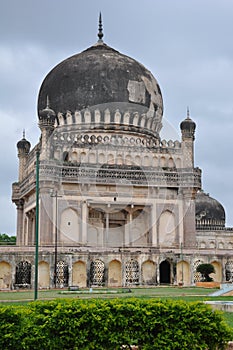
63 151 69 162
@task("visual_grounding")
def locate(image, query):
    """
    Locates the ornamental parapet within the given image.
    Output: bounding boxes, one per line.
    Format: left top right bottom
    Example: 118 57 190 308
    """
38 162 201 189
14 162 201 196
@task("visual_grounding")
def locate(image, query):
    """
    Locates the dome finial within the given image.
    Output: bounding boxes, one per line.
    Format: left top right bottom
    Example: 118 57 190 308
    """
46 95 50 109
23 129 25 139
98 12 104 43
187 106 190 119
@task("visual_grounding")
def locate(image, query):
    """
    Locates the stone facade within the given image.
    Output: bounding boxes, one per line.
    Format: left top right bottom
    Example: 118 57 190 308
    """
1 26 232 290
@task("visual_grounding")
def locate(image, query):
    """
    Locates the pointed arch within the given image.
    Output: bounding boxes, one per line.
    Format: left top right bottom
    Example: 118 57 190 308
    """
108 260 122 287
177 261 190 286
210 261 222 282
60 207 80 243
159 260 170 284
72 261 87 287
38 261 50 288
158 210 176 247
142 260 156 285
0 261 11 289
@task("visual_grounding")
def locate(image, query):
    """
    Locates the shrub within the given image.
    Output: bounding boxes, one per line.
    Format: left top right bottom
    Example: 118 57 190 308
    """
0 299 231 349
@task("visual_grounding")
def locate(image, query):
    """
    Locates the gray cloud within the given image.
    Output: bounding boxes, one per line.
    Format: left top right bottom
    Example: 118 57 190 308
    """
1 0 233 233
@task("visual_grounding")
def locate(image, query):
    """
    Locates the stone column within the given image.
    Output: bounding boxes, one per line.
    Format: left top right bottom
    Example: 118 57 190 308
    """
151 203 157 246
16 199 24 246
105 212 109 247
81 201 88 243
27 210 34 245
182 188 196 248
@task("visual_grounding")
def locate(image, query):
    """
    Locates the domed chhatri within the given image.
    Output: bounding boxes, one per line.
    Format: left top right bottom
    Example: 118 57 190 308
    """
180 108 196 140
37 23 163 138
195 191 225 228
38 95 56 121
17 130 31 154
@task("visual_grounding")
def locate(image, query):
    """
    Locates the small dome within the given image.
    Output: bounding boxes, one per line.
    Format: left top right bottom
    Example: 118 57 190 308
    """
180 116 196 132
17 134 31 154
195 191 225 228
38 96 56 120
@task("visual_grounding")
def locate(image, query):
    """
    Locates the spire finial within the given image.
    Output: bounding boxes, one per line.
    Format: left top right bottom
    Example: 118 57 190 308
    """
98 12 104 43
187 106 190 119
23 129 25 139
46 95 50 109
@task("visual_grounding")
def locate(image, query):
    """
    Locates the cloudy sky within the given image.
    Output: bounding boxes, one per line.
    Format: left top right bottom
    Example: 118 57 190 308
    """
1 0 233 234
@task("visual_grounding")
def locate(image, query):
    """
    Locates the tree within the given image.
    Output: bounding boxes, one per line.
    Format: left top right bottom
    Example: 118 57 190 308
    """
196 263 215 282
0 233 16 245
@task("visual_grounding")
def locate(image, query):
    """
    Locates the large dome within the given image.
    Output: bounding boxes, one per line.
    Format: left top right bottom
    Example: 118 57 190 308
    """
195 191 225 228
37 41 163 137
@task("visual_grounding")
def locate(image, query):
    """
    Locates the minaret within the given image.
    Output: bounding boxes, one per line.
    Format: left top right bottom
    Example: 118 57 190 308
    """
180 107 196 168
17 130 31 182
38 96 56 160
180 108 197 248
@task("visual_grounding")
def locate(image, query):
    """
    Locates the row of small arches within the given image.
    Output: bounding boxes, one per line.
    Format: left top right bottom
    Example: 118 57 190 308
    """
53 133 181 149
56 150 181 168
198 241 233 249
55 108 162 134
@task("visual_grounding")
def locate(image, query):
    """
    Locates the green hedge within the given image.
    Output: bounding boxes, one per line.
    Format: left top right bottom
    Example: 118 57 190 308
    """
0 299 232 349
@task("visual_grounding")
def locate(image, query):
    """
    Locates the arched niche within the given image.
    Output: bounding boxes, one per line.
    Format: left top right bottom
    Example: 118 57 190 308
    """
143 155 150 166
98 153 105 164
168 157 175 168
80 152 86 163
153 156 158 167
72 261 87 287
160 156 166 167
38 261 50 289
108 260 122 287
71 151 78 162
89 152 96 163
210 261 222 282
0 261 11 289
158 210 176 247
107 153 115 164
60 208 80 243
177 261 190 286
134 155 141 166
142 260 156 285
125 155 131 165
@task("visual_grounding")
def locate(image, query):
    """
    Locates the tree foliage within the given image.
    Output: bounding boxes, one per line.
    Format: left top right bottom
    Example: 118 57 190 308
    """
0 233 16 245
196 263 215 282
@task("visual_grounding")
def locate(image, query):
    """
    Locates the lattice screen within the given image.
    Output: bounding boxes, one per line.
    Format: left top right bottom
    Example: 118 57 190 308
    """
193 260 203 282
56 260 69 286
15 261 31 285
125 259 139 285
90 259 105 286
225 261 233 282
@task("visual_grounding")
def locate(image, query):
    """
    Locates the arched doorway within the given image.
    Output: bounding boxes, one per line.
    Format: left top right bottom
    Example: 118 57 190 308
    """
160 260 171 284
